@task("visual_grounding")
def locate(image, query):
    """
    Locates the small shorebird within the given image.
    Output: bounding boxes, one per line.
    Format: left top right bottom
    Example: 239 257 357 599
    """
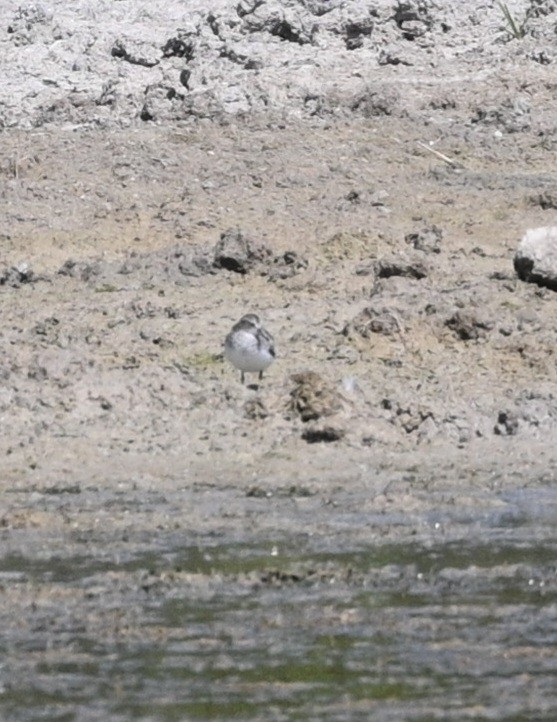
224 313 276 384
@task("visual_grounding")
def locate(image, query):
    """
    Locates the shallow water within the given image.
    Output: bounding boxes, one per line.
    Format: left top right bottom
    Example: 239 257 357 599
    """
1 484 556 722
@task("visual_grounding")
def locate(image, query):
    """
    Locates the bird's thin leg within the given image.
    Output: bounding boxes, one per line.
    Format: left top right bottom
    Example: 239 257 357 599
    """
241 370 245 384
259 370 263 380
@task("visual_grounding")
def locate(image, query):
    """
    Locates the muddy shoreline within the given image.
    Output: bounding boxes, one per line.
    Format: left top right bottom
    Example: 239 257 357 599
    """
1 0 557 718
1 111 557 722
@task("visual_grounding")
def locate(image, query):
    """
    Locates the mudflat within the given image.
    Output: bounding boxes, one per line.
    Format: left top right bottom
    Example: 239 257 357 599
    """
1 1 556 719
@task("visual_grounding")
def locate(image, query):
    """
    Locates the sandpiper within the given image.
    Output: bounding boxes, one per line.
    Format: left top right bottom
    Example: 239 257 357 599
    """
224 313 276 384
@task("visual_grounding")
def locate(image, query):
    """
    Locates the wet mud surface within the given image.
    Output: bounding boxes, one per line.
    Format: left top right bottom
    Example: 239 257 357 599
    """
2 452 556 721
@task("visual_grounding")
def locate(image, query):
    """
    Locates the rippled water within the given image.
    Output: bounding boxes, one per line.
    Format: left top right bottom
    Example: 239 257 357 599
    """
1 484 556 722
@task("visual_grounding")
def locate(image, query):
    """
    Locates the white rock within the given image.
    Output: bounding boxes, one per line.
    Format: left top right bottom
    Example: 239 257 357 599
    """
514 227 557 290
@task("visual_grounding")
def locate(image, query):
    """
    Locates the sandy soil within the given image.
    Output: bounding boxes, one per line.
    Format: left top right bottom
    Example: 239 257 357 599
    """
2 111 557 489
